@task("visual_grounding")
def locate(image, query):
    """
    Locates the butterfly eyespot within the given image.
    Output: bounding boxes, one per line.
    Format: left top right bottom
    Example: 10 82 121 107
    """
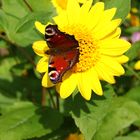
49 70 59 81
45 27 55 36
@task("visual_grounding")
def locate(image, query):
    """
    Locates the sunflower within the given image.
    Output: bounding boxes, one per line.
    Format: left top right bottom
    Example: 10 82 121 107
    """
33 0 131 100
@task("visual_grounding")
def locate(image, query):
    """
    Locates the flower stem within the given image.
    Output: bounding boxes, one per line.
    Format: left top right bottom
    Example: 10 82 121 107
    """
124 64 140 81
47 89 56 109
56 93 60 111
41 87 47 106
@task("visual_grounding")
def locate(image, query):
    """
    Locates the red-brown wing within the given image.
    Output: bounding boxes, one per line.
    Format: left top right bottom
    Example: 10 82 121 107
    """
45 25 78 51
48 49 79 84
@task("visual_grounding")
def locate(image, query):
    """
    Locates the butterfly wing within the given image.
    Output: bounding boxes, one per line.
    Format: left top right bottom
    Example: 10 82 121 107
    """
45 25 78 51
45 24 79 83
48 49 79 84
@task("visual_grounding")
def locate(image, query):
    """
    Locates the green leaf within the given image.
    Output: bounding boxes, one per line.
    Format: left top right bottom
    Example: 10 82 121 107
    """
115 136 140 140
125 41 140 61
125 86 140 104
105 0 131 22
0 94 16 114
0 40 8 48
12 11 53 47
0 57 17 81
130 131 140 138
27 0 55 14
0 0 55 47
0 10 54 47
0 9 19 40
0 9 53 47
125 27 140 34
115 131 140 140
1 0 29 18
0 56 42 104
0 102 63 140
65 86 140 140
10 62 32 76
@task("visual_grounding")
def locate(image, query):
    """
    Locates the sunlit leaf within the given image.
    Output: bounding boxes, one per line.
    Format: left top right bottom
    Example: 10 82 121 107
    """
65 86 140 140
115 131 140 140
125 86 140 104
0 102 63 140
125 41 140 61
1 0 29 18
105 0 131 22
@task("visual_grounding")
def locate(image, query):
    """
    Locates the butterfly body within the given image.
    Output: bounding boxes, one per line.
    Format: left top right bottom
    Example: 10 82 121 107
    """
45 25 79 84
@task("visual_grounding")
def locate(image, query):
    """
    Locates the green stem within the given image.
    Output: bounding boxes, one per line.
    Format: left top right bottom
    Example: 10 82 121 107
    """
56 92 60 111
41 87 47 106
47 89 56 109
23 0 33 12
124 64 140 81
93 0 101 4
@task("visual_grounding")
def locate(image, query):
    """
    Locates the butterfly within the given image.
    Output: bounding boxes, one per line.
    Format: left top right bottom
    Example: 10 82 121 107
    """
45 25 79 84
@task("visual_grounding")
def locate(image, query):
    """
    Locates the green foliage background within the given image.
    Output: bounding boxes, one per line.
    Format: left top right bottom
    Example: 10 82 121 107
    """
0 0 140 140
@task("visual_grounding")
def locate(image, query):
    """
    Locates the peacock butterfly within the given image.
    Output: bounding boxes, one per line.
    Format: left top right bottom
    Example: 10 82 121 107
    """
45 25 79 84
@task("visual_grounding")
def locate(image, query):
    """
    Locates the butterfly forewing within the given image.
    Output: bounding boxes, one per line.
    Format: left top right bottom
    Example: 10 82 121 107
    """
45 25 78 51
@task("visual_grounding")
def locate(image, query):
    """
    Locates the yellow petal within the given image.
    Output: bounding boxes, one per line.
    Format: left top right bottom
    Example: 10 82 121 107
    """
51 0 67 10
79 0 92 16
103 8 117 21
53 12 68 28
95 62 116 84
115 55 129 64
78 0 92 25
100 55 125 76
35 21 46 35
110 27 121 39
131 8 138 13
78 0 88 3
99 38 131 56
67 0 80 25
80 0 92 13
58 73 77 99
94 19 121 40
42 72 54 87
87 2 104 29
32 41 49 56
89 67 103 95
77 72 92 100
36 57 48 73
102 27 121 40
92 8 117 33
134 60 140 70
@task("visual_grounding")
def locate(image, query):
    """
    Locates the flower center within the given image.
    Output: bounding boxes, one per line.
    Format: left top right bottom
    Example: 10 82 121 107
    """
60 25 100 72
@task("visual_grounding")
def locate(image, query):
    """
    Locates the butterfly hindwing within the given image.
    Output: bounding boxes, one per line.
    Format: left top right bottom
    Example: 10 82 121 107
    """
48 49 79 83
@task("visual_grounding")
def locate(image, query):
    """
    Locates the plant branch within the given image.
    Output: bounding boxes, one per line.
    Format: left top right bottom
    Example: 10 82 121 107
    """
56 92 60 111
23 0 33 12
124 64 140 81
41 87 47 106
47 89 56 109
